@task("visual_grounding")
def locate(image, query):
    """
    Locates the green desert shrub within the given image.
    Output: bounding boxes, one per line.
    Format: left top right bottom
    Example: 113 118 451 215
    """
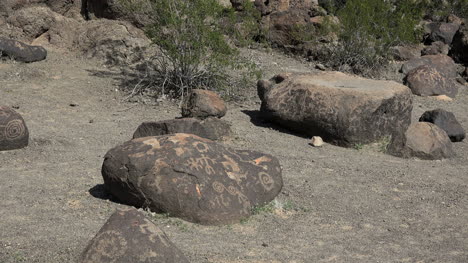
322 0 424 76
122 0 260 100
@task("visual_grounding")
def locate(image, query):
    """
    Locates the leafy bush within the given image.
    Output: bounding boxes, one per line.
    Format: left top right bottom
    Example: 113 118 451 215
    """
321 0 424 76
122 0 260 101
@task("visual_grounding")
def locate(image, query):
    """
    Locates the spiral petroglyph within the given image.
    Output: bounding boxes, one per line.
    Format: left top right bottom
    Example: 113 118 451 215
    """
212 181 225 193
259 172 275 191
5 120 26 140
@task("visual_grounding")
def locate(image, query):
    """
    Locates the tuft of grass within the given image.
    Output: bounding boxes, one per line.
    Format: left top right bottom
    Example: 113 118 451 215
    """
353 143 364 150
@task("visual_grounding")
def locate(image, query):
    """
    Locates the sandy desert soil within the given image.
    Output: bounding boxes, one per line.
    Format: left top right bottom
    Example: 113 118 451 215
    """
0 47 467 263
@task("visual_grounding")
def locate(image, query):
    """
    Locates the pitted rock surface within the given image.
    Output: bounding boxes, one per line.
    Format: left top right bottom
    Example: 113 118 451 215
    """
102 133 283 225
405 65 458 98
0 106 29 151
388 122 454 160
181 89 227 119
258 72 413 147
79 208 189 263
401 54 458 78
419 109 465 142
133 117 231 141
0 37 47 62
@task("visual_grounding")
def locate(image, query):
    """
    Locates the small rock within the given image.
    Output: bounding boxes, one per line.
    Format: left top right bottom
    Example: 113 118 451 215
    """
432 95 453 102
181 89 227 119
315 64 326 71
310 136 324 147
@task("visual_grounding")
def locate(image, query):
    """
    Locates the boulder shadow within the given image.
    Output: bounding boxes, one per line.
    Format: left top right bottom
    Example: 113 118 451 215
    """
88 184 127 205
241 110 309 139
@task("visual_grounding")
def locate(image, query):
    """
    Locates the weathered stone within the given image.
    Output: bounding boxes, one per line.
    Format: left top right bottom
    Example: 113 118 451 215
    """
405 65 458 98
390 45 422 61
401 54 458 78
79 208 189 263
181 89 227 119
421 41 449 56
0 106 29 151
388 122 454 160
310 136 324 147
6 7 57 40
419 109 465 142
258 72 413 147
0 37 47 62
424 22 460 45
450 23 468 64
265 9 310 46
102 134 283 225
133 118 231 141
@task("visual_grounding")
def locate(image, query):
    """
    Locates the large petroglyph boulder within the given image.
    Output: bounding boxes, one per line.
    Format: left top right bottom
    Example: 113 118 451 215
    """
133 118 231 141
79 208 189 263
405 65 458 98
102 133 283 225
401 54 458 78
0 106 29 151
258 72 413 147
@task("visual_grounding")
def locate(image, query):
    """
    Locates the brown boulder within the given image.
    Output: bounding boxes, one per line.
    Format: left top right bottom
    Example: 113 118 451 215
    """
181 89 227 119
405 65 458 98
85 0 153 27
79 208 189 263
390 45 422 61
388 122 454 160
421 41 449 56
401 54 458 79
133 117 231 141
0 106 29 151
258 72 413 147
102 134 283 225
264 9 310 46
424 22 460 45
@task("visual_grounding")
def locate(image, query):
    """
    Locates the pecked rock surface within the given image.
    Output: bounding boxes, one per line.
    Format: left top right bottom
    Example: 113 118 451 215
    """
258 72 413 147
102 133 283 225
79 208 189 263
0 106 29 151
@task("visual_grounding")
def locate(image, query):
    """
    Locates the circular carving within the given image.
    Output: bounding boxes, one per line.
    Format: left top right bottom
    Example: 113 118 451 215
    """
226 185 238 195
5 120 25 141
193 142 209 153
258 172 275 191
212 181 224 193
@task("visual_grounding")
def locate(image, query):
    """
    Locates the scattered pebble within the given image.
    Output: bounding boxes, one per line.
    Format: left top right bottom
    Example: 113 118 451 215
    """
310 136 324 147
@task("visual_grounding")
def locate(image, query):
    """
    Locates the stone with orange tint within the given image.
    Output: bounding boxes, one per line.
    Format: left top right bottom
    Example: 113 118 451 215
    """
181 89 227 119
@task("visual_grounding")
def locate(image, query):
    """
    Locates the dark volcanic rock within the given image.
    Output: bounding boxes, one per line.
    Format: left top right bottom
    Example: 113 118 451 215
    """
0 106 29 151
133 117 231 141
401 54 458 78
425 22 460 45
421 41 449 56
450 23 468 64
181 89 227 119
405 65 458 98
419 109 465 142
0 37 47 62
102 133 283 225
79 208 189 263
388 122 454 160
258 72 413 147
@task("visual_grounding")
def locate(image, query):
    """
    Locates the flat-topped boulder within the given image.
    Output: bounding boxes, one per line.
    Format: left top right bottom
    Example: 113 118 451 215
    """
0 106 29 151
102 133 283 225
258 72 413 147
133 117 231 141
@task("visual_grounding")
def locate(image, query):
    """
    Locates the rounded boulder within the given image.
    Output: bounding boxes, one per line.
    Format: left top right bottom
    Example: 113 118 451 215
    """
0 106 29 151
